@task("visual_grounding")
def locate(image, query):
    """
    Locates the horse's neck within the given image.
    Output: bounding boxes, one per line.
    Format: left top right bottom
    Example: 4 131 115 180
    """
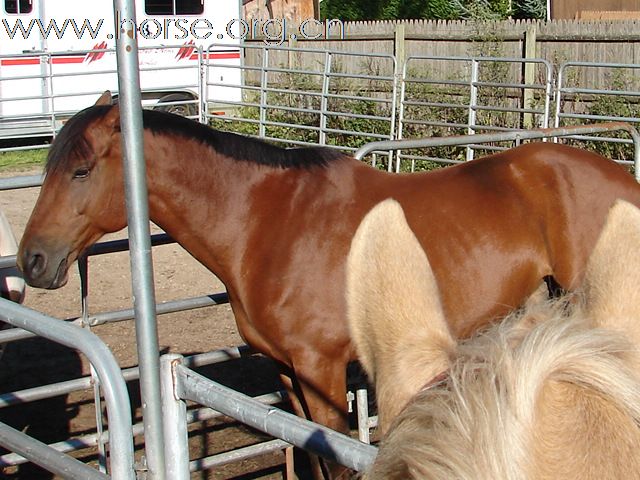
143 134 262 281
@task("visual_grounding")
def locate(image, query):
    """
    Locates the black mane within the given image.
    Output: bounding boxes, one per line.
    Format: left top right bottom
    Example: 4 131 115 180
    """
46 105 347 173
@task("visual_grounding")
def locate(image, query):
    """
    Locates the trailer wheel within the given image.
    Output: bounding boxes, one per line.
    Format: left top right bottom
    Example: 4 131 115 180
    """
155 93 197 118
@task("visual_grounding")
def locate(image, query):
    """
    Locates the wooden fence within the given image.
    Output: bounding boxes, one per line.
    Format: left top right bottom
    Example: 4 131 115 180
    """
244 19 640 88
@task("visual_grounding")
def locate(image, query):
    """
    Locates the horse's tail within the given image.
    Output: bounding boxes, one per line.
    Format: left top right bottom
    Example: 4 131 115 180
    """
369 305 640 480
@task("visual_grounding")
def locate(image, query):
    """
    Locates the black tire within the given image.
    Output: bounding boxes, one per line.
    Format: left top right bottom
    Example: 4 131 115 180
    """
154 93 197 117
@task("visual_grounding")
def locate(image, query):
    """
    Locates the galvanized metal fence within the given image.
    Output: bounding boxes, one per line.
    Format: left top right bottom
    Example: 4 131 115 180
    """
397 55 553 169
4 46 639 172
554 61 640 160
204 43 397 152
2 36 640 479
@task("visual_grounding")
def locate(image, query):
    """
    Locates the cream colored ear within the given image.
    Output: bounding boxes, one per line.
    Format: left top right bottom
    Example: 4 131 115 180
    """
346 199 455 431
583 199 640 345
95 90 113 106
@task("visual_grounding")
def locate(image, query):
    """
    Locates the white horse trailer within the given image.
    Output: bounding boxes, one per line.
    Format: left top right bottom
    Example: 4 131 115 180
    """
0 0 242 141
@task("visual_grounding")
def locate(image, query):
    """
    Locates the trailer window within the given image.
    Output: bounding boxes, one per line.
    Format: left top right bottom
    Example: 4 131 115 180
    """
145 0 204 15
5 0 33 14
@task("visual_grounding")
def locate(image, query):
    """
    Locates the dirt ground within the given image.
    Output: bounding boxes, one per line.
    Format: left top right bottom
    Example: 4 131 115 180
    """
0 167 292 479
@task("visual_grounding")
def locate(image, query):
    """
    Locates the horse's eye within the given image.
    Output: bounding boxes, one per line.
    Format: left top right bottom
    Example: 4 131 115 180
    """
73 167 90 179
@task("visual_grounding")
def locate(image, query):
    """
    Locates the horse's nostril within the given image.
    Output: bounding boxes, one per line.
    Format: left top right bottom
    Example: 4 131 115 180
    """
27 252 47 278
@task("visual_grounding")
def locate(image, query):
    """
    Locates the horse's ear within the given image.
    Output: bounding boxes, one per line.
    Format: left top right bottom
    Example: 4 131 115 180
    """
346 198 455 431
584 199 640 344
102 103 121 133
95 90 113 106
93 91 120 134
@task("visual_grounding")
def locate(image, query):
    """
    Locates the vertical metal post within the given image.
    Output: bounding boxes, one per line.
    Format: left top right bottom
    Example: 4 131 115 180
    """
160 354 190 480
112 1 166 478
355 388 370 444
79 257 108 474
197 46 205 124
319 51 331 146
542 62 552 129
45 54 55 136
259 48 269 138
392 24 404 173
467 59 479 162
553 64 566 129
522 26 537 130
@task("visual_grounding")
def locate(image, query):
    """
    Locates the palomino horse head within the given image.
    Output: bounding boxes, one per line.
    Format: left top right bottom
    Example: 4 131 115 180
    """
347 198 640 479
18 92 127 288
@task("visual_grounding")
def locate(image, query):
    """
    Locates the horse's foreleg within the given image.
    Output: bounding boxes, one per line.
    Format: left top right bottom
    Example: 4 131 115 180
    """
277 359 351 479
293 360 351 480
278 372 324 479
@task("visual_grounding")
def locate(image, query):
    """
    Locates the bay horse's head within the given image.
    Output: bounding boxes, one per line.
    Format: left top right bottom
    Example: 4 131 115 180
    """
18 92 127 288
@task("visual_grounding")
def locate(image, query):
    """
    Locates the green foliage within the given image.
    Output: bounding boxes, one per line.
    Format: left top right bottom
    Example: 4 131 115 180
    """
320 0 462 20
512 0 546 19
451 0 510 20
320 0 534 20
428 0 462 19
320 0 547 20
320 0 367 22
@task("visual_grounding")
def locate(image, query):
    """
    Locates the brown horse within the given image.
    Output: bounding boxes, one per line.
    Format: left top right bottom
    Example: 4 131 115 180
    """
16 92 640 476
347 198 640 479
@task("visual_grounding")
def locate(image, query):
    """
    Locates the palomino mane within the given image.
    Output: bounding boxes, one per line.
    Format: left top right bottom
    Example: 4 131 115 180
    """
46 105 347 174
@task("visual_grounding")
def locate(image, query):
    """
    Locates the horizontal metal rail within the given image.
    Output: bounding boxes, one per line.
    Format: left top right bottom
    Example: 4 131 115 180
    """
354 122 640 180
173 358 378 473
0 421 108 480
0 388 287 468
0 291 228 343
0 346 251 410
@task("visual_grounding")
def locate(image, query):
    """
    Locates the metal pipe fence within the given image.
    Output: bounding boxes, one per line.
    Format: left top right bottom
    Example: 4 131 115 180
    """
161 354 378 479
554 61 640 156
2 45 640 170
204 43 397 157
354 121 640 181
0 298 135 479
399 55 553 168
2 39 640 478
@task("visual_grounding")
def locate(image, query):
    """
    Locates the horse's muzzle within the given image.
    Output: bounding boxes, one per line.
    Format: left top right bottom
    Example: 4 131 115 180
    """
18 247 69 289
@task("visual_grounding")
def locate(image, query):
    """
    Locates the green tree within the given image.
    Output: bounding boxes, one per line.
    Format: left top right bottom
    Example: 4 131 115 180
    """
320 0 460 20
450 0 510 20
512 0 547 19
320 0 545 21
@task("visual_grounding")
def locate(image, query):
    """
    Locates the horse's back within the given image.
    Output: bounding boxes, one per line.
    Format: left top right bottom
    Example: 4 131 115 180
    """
498 142 640 289
392 142 640 336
